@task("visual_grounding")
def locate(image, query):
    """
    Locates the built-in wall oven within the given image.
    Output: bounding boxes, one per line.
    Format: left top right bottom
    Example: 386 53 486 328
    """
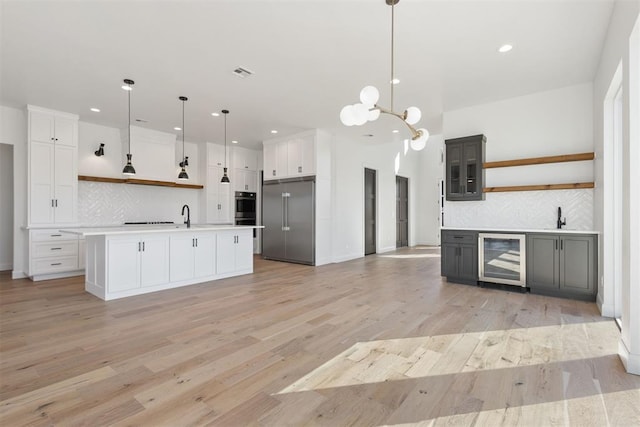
235 192 257 237
478 233 526 287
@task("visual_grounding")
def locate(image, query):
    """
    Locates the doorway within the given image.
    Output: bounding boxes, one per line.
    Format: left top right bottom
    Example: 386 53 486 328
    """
364 168 376 255
0 143 14 271
396 175 408 248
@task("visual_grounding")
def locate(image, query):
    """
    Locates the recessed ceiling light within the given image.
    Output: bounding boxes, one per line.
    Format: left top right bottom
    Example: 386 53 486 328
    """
174 127 181 131
391 78 400 85
232 140 238 144
270 130 278 134
211 112 220 117
392 129 399 133
498 44 513 53
90 108 100 113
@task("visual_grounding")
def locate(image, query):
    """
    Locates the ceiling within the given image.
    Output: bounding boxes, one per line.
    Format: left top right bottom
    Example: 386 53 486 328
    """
0 0 614 150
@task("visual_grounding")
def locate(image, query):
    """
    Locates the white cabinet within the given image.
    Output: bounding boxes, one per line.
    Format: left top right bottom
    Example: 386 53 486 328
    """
263 130 316 180
233 169 258 193
169 232 216 282
206 166 232 223
232 146 258 171
207 143 230 168
216 229 253 275
28 106 78 226
107 235 169 293
28 229 81 280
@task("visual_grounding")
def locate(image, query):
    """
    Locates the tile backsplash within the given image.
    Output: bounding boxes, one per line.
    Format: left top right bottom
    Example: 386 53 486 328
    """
443 189 593 230
78 182 201 226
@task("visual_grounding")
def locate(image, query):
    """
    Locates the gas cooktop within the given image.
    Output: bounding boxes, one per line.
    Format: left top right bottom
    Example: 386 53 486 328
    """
123 221 175 225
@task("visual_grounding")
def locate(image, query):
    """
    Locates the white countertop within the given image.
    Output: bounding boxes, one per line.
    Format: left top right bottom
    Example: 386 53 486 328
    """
60 224 264 236
441 226 599 235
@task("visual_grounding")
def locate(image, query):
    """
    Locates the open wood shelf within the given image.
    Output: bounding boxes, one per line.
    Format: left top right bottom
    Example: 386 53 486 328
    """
484 182 594 193
78 175 204 189
483 152 595 169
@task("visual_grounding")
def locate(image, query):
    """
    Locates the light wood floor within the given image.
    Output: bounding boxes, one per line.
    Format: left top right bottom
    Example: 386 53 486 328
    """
1 246 639 426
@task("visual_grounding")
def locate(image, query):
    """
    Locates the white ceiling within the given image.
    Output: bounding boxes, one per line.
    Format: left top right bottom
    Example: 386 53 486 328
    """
0 0 614 150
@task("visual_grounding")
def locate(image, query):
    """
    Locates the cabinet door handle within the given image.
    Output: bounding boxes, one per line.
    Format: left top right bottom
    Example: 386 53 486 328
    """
298 166 302 173
50 234 62 237
245 165 248 169
143 241 145 252
195 238 198 247
51 247 62 251
272 170 276 176
556 240 558 250
51 262 62 266
55 199 58 207
454 236 463 239
560 239 563 251
51 199 55 207
138 242 141 252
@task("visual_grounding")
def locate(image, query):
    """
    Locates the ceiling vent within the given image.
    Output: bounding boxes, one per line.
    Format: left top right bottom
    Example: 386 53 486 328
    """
232 67 254 78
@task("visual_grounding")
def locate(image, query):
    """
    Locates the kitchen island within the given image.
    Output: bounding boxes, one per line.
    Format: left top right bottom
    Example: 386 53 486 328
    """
63 225 263 300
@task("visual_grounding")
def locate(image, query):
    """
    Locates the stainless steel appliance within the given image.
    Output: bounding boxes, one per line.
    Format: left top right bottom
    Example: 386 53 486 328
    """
235 192 257 237
478 233 526 287
262 178 315 265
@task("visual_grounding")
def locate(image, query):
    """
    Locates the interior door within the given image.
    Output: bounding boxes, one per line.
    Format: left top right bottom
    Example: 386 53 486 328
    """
285 180 315 264
262 183 286 260
396 176 408 248
364 168 376 255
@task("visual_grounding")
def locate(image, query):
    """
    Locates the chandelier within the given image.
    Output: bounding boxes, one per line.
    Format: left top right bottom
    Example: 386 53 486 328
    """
339 0 429 151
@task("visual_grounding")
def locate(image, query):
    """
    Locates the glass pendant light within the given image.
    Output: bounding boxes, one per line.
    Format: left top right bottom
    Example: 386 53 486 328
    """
221 109 230 184
122 79 136 175
177 96 189 180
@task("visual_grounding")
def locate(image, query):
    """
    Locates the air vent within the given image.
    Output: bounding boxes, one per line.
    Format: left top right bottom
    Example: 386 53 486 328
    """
135 118 148 123
232 67 254 78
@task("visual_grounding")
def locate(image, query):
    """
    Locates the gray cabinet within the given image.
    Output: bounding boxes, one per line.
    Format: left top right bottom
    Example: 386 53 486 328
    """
526 233 597 301
441 230 478 285
445 134 486 201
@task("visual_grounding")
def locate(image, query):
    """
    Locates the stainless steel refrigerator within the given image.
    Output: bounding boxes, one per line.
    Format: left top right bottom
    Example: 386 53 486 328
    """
262 178 315 265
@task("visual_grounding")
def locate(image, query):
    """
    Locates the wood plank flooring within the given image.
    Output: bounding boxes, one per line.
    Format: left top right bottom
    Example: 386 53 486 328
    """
1 246 639 426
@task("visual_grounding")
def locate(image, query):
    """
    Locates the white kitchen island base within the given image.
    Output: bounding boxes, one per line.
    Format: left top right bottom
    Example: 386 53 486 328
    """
64 226 259 301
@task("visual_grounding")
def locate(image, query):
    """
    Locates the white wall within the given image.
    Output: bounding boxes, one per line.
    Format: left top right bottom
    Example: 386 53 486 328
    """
331 136 421 262
416 134 444 245
1 105 28 279
593 0 640 375
0 144 13 270
443 83 595 230
78 122 123 178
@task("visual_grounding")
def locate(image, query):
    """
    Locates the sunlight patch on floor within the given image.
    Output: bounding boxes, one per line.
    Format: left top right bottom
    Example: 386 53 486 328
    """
277 321 618 394
379 254 441 259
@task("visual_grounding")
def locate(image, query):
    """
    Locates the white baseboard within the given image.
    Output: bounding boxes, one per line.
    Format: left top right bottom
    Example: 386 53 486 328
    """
0 262 12 271
597 294 615 318
619 339 640 376
11 270 27 279
378 246 396 254
332 252 362 264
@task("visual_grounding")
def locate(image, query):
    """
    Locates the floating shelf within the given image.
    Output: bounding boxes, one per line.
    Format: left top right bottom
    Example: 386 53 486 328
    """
78 175 204 189
484 182 594 193
484 152 595 169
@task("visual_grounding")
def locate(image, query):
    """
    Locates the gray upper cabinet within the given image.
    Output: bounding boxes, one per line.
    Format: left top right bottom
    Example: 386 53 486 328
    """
445 134 486 201
526 233 597 301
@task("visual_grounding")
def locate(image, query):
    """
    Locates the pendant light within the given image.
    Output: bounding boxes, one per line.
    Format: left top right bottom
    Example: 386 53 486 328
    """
339 0 429 151
220 109 230 184
122 79 136 175
177 96 189 180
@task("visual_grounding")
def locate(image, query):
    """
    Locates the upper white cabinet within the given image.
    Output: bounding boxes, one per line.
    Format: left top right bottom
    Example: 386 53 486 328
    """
207 142 230 168
263 130 317 180
232 146 258 171
233 169 258 193
206 164 232 223
28 106 79 226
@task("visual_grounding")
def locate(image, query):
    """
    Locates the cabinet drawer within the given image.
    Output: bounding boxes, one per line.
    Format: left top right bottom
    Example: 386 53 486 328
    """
31 229 78 242
442 231 477 244
31 256 78 275
32 240 78 258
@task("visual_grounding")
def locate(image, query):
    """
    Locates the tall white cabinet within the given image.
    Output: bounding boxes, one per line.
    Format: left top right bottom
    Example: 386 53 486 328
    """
27 106 83 281
28 106 78 225
202 143 232 224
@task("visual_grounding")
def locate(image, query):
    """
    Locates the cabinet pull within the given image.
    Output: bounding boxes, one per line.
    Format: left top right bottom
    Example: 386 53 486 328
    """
51 247 62 251
55 199 58 207
138 242 141 252
454 236 463 239
142 241 145 251
51 199 55 207
245 165 248 169
272 170 276 176
50 234 62 237
195 238 198 247
555 240 558 250
298 166 302 173
51 262 62 266
560 240 563 251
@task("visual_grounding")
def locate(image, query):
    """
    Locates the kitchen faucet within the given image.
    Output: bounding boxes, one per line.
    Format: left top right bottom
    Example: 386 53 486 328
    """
557 206 566 229
181 204 191 228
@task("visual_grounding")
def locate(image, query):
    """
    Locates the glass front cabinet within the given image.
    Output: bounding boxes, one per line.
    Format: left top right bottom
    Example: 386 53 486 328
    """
445 134 486 201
